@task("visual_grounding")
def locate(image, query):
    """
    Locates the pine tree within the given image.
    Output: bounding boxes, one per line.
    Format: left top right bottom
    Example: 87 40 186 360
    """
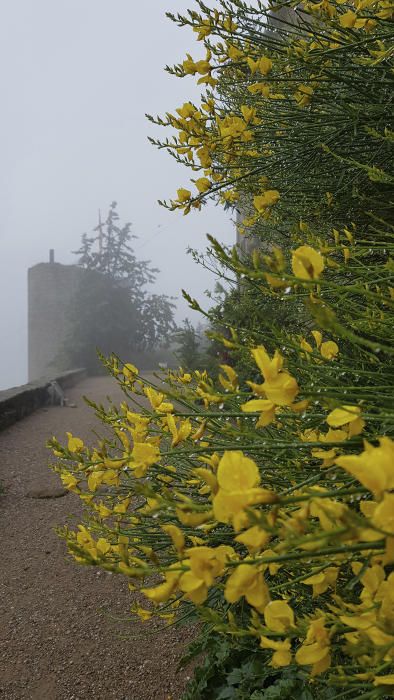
61 203 176 373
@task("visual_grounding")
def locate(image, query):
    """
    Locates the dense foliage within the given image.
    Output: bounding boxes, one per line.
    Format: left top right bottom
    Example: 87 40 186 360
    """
174 318 205 370
51 2 393 698
61 202 176 373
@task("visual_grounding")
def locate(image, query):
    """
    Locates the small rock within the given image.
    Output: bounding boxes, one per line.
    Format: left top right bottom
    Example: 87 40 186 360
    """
25 486 68 499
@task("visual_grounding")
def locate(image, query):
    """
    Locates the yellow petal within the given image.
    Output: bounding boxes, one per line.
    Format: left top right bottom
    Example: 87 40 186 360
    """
264 600 295 632
374 675 394 686
66 432 84 453
217 451 260 491
327 405 361 427
292 245 324 281
340 10 357 27
320 341 339 360
311 330 322 348
259 56 273 75
296 641 329 665
372 493 394 534
162 524 185 552
235 525 270 552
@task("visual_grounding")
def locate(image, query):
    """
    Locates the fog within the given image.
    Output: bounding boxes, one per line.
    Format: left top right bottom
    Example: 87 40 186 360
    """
0 1 233 390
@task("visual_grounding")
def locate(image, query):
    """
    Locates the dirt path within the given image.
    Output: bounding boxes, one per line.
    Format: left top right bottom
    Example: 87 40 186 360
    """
0 376 192 700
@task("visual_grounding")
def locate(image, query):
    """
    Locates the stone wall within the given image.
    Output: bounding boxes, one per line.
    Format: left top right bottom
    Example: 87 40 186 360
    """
0 368 86 431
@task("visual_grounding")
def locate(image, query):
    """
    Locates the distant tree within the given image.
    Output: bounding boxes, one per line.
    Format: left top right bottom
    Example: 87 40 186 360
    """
74 202 156 293
61 202 176 373
174 319 202 370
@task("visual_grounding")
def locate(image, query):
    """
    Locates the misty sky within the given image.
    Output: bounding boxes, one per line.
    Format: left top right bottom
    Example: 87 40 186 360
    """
0 1 234 390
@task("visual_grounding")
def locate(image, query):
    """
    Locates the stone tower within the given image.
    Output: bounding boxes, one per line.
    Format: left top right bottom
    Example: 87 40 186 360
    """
28 252 84 381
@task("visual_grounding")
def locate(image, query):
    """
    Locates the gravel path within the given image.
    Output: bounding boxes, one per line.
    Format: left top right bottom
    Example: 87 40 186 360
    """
0 376 192 700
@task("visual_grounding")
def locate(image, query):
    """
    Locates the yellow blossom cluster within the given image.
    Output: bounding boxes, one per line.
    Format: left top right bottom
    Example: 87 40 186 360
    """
50 341 394 693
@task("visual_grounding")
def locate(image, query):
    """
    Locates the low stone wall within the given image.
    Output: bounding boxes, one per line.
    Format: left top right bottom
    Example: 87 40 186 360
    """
0 369 86 431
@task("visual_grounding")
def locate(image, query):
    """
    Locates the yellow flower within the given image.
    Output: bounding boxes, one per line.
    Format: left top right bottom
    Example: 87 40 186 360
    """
262 549 283 576
264 600 295 632
246 57 260 74
96 538 111 555
182 54 196 74
301 331 338 361
123 363 139 380
176 188 191 203
60 472 79 491
265 272 287 289
374 676 394 686
189 546 228 584
240 105 257 123
218 364 239 391
260 637 292 667
195 177 211 193
66 432 84 453
87 470 104 492
100 468 119 487
371 493 394 534
197 144 212 168
339 10 357 27
295 617 331 676
235 525 271 553
131 442 160 478
75 525 97 558
145 387 173 413
312 446 338 468
303 567 339 597
193 20 212 41
312 330 322 347
178 568 208 605
213 451 275 526
162 524 185 553
327 405 361 427
253 190 280 212
97 503 112 518
166 415 192 447
222 15 238 32
243 347 299 419
193 467 217 493
113 497 130 514
300 338 313 354
225 564 270 612
176 102 196 119
251 346 283 382
213 488 271 529
179 546 232 605
227 43 243 61
259 56 273 75
135 606 153 622
335 437 394 499
248 82 271 97
339 610 376 631
292 245 324 280
217 450 259 491
263 372 299 407
142 566 181 604
218 115 252 141
294 84 314 108
176 507 213 527
320 340 339 360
